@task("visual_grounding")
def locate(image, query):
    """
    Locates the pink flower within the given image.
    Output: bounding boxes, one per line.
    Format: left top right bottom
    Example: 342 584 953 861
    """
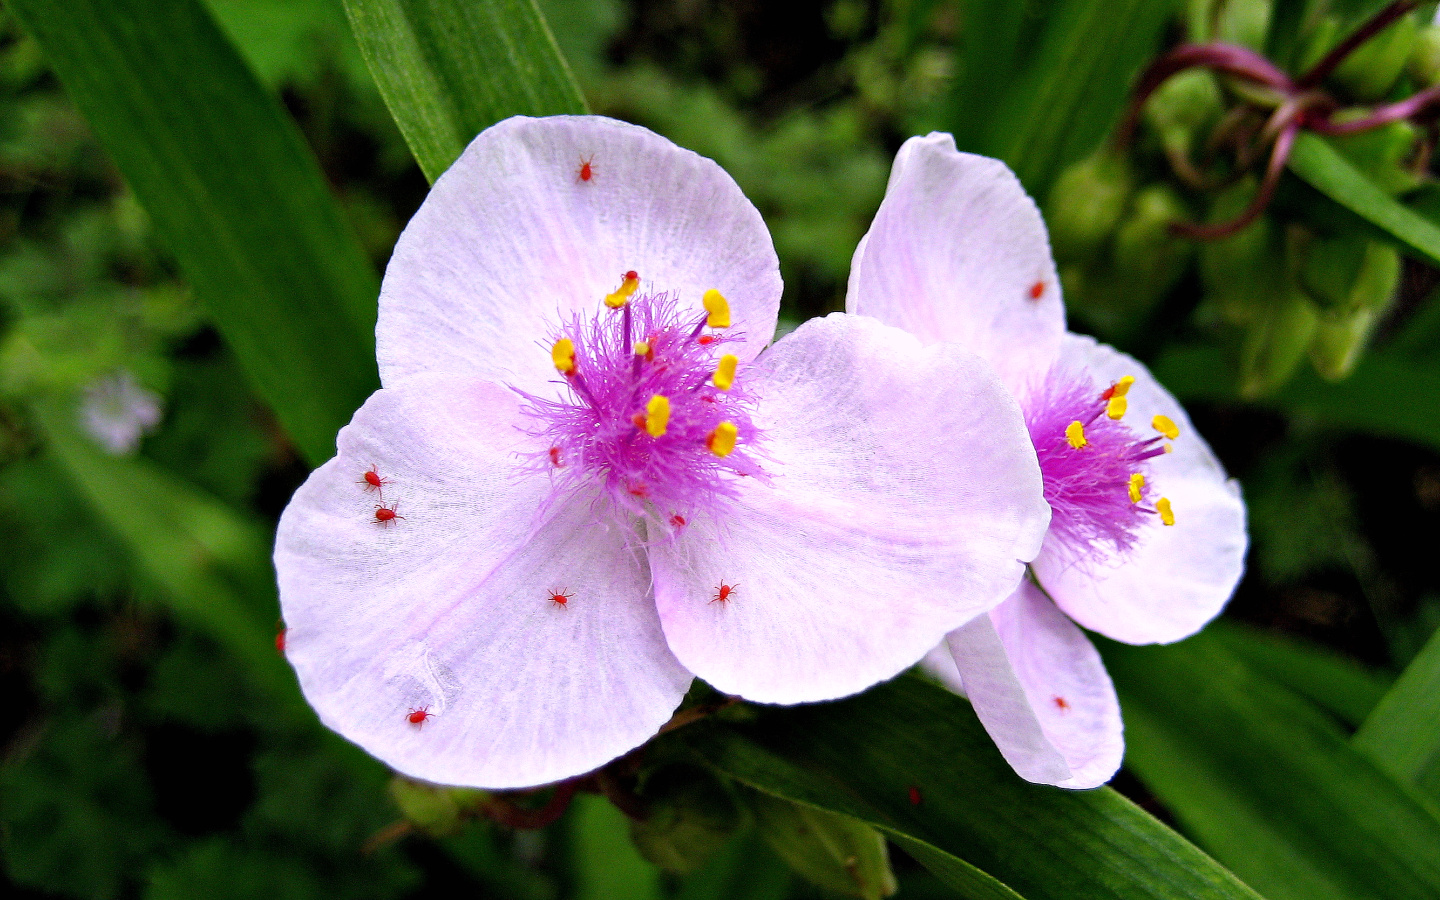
849 133 1248 788
274 117 1051 789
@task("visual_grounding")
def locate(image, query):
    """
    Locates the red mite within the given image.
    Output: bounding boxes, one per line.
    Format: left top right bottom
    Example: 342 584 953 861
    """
908 785 922 806
624 269 639 282
712 582 737 604
374 502 404 526
358 465 391 496
549 446 564 468
548 589 574 608
407 706 435 726
577 155 595 182
1029 281 1045 300
670 514 686 528
275 627 287 654
1053 696 1070 711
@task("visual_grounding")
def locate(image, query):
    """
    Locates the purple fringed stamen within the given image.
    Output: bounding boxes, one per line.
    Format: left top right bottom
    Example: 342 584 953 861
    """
520 291 764 525
1024 369 1162 561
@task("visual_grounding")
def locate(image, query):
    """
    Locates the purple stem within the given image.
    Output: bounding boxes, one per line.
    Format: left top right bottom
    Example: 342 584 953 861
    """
1172 119 1300 240
1296 0 1421 90
1308 82 1440 134
1120 43 1296 146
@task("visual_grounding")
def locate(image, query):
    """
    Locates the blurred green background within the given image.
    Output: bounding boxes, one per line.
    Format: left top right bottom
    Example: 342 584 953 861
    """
2 0 1439 898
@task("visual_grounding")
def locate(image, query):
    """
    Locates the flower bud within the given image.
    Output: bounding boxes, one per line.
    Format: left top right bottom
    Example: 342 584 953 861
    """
1186 0 1272 49
1408 25 1440 87
1045 151 1135 268
1328 117 1423 196
628 766 743 874
1199 180 1284 326
1310 305 1381 381
1240 283 1319 399
1294 231 1401 314
1333 11 1420 100
388 776 487 837
746 790 897 899
1145 68 1223 162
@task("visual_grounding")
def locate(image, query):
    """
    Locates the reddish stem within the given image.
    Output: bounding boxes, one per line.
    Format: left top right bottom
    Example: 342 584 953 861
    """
1308 82 1440 134
481 780 579 830
1119 43 1296 146
1296 0 1421 90
1172 119 1300 240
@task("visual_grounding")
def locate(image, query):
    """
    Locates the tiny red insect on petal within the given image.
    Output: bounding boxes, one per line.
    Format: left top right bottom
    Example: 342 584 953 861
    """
624 270 639 282
1029 281 1045 300
275 627 287 653
577 155 595 182
548 588 575 608
670 514 686 528
549 446 564 468
407 706 435 726
712 582 737 604
1100 384 1116 401
1053 695 1070 711
358 465 391 496
697 334 715 345
908 785 922 806
374 502 405 526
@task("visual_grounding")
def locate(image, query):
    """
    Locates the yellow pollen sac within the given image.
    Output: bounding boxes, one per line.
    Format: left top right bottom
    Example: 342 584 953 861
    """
713 354 738 391
644 394 670 437
702 289 732 328
1156 497 1175 526
604 274 640 309
1152 414 1180 439
1128 473 1145 504
633 340 651 358
1111 375 1136 397
1106 395 1128 420
1065 420 1087 449
707 421 739 457
551 337 576 374
1164 442 1174 453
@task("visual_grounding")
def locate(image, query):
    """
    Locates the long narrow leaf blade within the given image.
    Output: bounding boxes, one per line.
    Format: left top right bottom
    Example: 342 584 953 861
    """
1105 632 1440 900
1288 132 1440 269
680 677 1261 900
1354 625 1440 801
342 0 587 182
8 0 381 467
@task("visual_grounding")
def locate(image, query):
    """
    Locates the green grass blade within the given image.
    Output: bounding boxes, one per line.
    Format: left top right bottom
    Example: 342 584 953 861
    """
570 794 663 900
342 0 587 183
1354 625 1440 800
680 677 1261 900
8 0 381 467
1288 132 1440 269
1213 621 1393 728
1105 632 1440 900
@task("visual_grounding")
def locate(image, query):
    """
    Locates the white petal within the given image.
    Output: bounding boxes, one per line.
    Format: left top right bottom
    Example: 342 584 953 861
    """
377 116 781 395
275 376 691 788
649 313 1050 704
946 580 1123 789
846 133 1065 397
1033 334 1249 644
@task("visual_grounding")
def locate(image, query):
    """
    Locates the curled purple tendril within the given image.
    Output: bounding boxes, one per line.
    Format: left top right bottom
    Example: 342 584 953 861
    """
1122 0 1433 239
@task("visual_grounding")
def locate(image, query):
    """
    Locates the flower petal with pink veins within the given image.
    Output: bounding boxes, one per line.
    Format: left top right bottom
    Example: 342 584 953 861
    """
846 132 1065 398
377 116 782 396
649 314 1050 704
275 376 692 788
1033 334 1248 644
943 580 1123 789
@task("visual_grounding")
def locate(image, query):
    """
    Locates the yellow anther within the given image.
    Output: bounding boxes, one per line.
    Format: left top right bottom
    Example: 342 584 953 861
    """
1128 473 1145 504
1152 414 1179 440
552 337 576 374
644 394 670 437
1164 442 1174 453
707 421 739 457
1111 375 1136 397
713 354 738 391
1156 497 1175 526
1106 395 1128 420
604 273 640 308
1065 420 1087 449
702 289 731 328
633 340 651 358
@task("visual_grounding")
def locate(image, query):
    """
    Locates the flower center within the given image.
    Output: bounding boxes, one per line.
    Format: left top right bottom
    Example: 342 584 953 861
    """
1023 369 1176 562
521 275 763 527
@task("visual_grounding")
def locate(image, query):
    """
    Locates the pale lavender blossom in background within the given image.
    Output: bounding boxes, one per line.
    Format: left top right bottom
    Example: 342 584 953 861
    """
79 369 163 455
849 133 1248 789
273 116 1051 789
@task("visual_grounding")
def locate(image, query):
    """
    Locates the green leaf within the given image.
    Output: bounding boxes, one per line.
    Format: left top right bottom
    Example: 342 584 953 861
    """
1213 620 1393 728
1153 343 1440 453
951 0 1177 196
342 0 587 183
679 677 1260 900
1104 632 1440 900
32 403 297 703
1354 624 1440 801
570 794 663 900
1287 132 1440 270
673 833 792 900
8 0 381 467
